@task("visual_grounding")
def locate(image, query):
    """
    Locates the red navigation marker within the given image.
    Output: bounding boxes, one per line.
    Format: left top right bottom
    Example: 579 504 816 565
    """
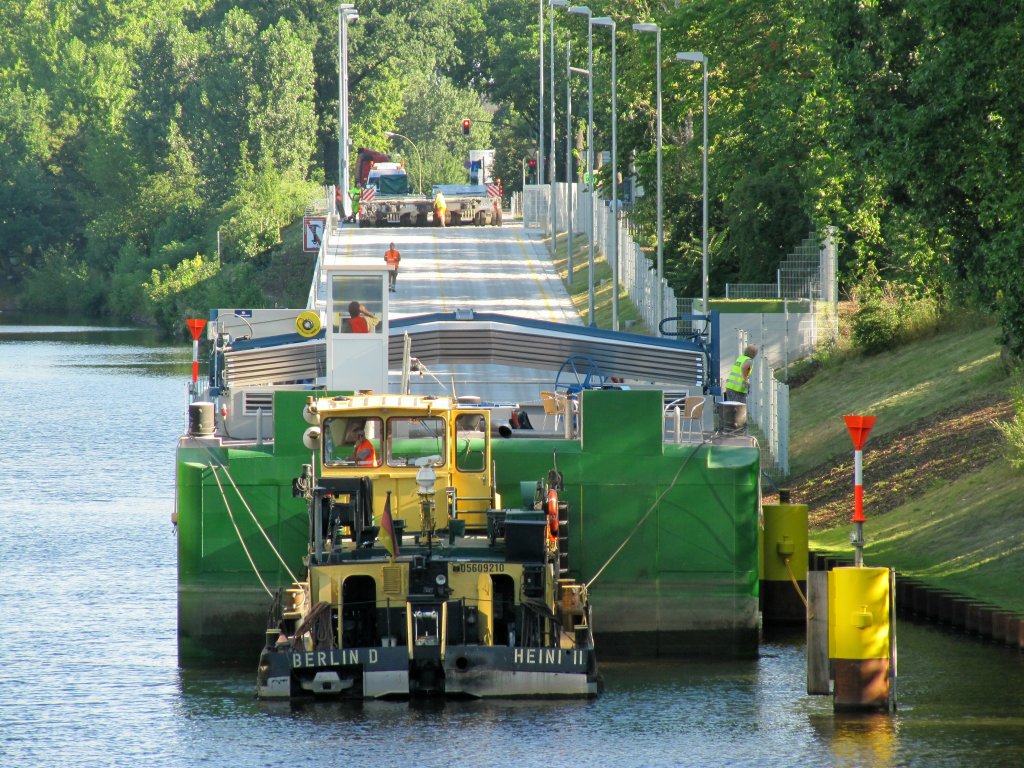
186 318 206 340
843 414 876 525
186 319 207 384
843 414 876 450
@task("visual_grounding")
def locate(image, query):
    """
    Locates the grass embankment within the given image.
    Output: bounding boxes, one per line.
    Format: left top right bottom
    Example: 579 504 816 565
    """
781 324 1024 613
545 231 648 331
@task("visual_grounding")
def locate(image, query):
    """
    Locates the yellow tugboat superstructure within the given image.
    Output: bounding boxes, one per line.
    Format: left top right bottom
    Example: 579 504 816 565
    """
256 393 600 698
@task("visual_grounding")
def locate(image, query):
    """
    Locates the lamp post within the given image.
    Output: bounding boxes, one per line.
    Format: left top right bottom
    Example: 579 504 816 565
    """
338 4 358 220
565 37 574 282
633 22 662 333
551 0 568 246
538 1 545 200
569 5 595 325
384 131 422 195
592 16 617 331
677 51 709 330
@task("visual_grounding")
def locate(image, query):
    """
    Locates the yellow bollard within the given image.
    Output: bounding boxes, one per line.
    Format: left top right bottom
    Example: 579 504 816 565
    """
761 500 809 624
828 566 893 710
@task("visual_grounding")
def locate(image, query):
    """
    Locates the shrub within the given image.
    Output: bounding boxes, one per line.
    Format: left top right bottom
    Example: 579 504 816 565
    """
994 374 1024 471
20 244 104 315
144 254 221 335
900 294 941 344
851 282 942 355
851 295 902 354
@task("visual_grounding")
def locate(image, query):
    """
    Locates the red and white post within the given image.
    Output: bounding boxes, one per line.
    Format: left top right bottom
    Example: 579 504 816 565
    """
186 319 207 396
843 415 876 567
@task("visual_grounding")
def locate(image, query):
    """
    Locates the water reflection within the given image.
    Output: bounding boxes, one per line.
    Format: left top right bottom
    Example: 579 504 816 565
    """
810 712 897 767
3 324 1024 768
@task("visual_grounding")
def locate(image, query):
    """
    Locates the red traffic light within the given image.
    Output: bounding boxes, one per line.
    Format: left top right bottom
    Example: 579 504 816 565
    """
527 159 536 168
462 118 471 136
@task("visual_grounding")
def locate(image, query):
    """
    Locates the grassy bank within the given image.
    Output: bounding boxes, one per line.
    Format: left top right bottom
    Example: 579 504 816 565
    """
783 323 1024 613
545 231 648 331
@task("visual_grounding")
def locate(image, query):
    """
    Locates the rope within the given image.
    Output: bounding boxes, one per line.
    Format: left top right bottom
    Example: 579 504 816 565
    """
585 445 699 590
208 464 274 598
204 447 300 584
784 556 808 608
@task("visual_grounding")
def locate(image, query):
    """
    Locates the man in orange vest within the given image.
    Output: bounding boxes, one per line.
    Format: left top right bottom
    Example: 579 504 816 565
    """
349 425 377 466
346 300 375 333
384 242 401 292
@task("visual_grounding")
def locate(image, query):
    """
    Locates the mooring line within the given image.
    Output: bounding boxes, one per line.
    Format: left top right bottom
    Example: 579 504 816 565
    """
586 446 700 590
204 448 300 584
784 557 809 608
208 464 274 598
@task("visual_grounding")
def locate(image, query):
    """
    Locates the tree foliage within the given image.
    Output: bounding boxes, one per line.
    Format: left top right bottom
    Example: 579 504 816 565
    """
2 0 1024 355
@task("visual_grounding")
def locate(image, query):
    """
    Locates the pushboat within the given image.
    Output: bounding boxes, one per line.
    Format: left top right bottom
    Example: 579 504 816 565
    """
255 393 599 699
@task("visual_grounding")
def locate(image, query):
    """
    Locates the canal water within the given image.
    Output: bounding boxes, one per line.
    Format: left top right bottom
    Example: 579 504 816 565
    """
1 320 1023 768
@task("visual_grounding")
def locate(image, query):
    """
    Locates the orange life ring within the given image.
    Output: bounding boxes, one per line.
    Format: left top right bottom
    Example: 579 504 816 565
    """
546 489 559 541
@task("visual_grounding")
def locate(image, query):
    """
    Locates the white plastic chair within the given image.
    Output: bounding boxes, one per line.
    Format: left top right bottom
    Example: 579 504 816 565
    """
665 395 706 442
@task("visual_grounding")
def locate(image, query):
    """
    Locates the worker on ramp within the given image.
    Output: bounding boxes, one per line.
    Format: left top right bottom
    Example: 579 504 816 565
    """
384 242 401 292
433 190 447 227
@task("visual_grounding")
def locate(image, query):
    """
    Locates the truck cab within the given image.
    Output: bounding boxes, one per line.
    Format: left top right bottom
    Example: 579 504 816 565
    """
366 162 411 196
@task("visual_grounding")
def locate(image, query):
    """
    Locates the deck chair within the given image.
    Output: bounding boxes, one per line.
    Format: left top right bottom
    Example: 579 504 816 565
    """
681 396 706 441
540 391 563 431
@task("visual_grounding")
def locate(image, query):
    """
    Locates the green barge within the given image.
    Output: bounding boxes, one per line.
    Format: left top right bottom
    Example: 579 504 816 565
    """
175 256 761 668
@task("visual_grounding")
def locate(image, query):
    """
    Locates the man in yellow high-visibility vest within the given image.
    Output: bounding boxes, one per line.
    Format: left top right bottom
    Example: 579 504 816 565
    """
433 190 447 227
724 344 758 403
349 184 361 223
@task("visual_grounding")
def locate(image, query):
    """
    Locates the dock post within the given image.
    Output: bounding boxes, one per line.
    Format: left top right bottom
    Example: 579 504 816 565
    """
829 566 894 711
761 491 808 624
806 570 830 695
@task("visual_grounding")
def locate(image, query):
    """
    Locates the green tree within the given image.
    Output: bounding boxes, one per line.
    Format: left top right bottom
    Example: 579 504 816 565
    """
0 86 59 286
394 73 493 186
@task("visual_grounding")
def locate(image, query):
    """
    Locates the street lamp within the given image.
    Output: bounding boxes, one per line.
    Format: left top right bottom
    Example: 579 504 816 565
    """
550 0 569 246
676 51 709 331
633 22 662 333
592 16 617 331
538 1 545 199
565 36 574 282
338 4 358 220
569 5 595 325
384 131 422 195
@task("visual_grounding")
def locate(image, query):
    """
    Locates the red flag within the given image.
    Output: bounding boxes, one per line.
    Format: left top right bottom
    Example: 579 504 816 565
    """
379 493 399 560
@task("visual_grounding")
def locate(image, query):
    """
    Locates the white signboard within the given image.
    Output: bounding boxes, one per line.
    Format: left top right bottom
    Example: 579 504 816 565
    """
303 216 327 253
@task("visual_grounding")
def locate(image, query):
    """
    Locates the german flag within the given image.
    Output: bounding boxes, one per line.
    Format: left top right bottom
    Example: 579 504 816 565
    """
380 492 399 560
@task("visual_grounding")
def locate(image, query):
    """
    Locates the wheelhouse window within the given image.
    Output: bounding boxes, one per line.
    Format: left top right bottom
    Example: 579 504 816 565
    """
386 417 446 468
331 274 384 334
455 413 487 472
323 416 383 467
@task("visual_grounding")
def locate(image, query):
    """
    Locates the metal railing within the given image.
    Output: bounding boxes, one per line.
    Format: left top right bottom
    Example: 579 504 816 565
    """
745 359 790 479
307 186 337 309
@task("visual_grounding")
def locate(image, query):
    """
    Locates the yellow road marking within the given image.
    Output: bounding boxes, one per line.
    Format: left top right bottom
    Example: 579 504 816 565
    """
432 233 449 313
515 229 560 322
